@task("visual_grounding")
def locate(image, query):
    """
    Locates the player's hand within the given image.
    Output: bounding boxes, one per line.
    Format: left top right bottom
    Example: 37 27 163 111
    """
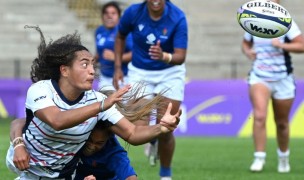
159 102 182 133
272 38 282 49
103 49 115 61
13 145 30 171
149 40 163 60
84 175 96 180
101 85 131 111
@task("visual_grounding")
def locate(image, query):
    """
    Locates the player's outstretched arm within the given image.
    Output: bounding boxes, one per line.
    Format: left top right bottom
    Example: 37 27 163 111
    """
34 85 130 131
110 102 181 145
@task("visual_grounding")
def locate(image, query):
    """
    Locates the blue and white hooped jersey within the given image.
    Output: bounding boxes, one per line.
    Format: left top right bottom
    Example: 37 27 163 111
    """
95 26 133 77
23 80 123 178
244 21 302 81
118 1 188 70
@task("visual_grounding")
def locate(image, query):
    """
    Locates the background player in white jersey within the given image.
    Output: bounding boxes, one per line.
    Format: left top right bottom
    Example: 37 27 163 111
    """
241 0 304 173
113 0 188 179
6 26 180 180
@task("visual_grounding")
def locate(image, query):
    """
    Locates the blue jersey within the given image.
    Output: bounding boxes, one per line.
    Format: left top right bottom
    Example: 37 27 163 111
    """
74 135 136 180
118 1 188 70
95 26 133 77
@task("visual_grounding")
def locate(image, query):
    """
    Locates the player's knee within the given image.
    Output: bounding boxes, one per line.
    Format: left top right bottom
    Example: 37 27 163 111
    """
276 120 289 130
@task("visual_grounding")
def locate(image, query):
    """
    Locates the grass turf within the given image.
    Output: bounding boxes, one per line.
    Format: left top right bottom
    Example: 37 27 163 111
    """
1 117 304 180
125 137 304 180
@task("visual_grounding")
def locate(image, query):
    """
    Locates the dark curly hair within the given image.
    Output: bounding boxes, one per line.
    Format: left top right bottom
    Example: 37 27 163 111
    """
26 25 88 83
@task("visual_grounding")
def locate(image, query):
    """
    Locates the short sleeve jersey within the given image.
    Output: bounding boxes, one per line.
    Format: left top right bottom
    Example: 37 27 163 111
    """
244 21 302 81
23 80 123 178
95 26 133 77
118 1 188 70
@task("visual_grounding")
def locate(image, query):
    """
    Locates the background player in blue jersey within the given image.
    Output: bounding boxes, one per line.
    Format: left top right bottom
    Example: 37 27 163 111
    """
8 119 137 180
6 26 180 179
95 1 133 91
241 0 304 173
113 1 188 179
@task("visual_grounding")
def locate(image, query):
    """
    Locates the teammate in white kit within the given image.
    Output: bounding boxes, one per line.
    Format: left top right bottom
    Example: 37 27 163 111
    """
241 0 304 173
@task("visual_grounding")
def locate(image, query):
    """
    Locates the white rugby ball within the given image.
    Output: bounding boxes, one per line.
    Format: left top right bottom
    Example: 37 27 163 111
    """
237 0 292 38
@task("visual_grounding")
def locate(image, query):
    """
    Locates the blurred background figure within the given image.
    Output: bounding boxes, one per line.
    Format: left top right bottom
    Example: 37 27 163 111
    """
241 0 304 173
3 0 304 80
113 0 188 179
95 1 133 91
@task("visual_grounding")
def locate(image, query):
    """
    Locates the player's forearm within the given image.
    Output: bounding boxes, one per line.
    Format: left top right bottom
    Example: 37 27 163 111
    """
279 42 304 53
10 118 26 141
36 102 101 131
242 40 251 54
127 124 162 145
169 49 187 65
121 51 132 63
241 40 255 59
114 124 162 146
114 32 126 69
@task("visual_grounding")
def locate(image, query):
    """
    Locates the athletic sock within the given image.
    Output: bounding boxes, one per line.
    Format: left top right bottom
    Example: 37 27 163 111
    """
160 166 171 177
254 151 266 158
277 148 290 157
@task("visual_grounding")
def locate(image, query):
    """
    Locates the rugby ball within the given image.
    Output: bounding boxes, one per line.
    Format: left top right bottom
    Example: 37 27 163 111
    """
237 0 292 38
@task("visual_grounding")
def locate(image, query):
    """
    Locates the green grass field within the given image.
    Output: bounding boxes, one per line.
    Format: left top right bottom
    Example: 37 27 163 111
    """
1 117 304 180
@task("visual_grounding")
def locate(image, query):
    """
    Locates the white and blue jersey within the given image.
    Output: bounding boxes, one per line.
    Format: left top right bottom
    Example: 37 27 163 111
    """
118 1 188 70
244 21 301 81
74 135 136 180
95 26 133 77
21 80 123 178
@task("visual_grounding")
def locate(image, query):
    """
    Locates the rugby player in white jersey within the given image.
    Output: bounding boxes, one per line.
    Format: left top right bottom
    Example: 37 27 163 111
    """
6 26 180 180
242 0 304 173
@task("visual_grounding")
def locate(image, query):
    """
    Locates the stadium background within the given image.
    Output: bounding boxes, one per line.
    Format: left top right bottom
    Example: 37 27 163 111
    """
1 0 304 137
1 0 304 179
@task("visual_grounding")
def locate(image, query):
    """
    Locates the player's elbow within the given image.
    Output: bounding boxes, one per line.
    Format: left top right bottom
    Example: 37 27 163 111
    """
51 123 63 131
174 50 187 65
299 45 304 53
124 132 144 146
177 57 186 65
126 139 142 146
48 119 65 131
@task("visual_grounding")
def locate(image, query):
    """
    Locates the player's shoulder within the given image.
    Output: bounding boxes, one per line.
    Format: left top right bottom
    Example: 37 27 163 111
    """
127 3 144 10
168 1 184 13
28 80 52 91
285 20 302 40
289 20 301 33
124 2 144 16
26 80 54 102
95 25 106 34
165 2 186 26
167 1 186 18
